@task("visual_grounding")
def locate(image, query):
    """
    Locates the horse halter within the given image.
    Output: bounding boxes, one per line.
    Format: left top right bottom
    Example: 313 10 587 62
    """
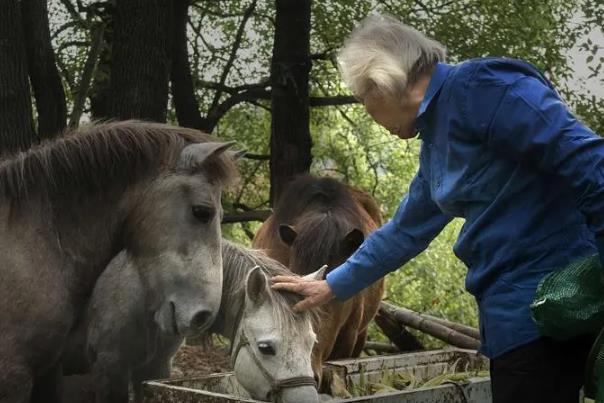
229 295 317 402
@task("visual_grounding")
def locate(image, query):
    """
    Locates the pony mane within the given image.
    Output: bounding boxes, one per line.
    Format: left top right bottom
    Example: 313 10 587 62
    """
273 175 368 274
0 120 238 201
220 239 321 330
273 175 361 225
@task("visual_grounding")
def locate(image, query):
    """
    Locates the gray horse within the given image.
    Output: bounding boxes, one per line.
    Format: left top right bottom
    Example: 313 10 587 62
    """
63 240 320 403
0 121 239 403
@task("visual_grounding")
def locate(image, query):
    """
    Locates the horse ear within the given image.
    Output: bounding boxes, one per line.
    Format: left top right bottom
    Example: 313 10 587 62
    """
342 228 364 256
229 149 247 161
177 141 236 171
302 264 328 281
279 224 298 246
245 266 268 306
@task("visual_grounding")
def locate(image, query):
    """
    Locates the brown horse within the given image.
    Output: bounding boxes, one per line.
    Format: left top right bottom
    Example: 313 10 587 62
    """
253 175 385 382
0 121 240 403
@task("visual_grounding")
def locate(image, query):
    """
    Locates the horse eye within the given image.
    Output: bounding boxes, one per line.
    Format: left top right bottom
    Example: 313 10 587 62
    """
257 342 276 356
191 205 213 223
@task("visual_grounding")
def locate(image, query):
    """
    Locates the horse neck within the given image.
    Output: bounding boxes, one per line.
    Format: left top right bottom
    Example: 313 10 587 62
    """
52 185 135 297
211 265 246 341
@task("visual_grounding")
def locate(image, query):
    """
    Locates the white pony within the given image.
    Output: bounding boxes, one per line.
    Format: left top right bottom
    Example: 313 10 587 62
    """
63 240 321 403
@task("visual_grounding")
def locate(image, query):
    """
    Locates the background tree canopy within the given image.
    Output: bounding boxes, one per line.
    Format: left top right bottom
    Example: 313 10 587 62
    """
3 0 603 345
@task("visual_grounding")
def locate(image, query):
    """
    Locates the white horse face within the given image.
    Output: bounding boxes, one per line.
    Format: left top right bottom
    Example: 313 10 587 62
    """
127 142 238 338
233 267 319 403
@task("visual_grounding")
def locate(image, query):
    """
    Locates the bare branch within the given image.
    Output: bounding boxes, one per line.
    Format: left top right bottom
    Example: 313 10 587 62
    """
310 51 334 60
56 40 89 54
59 0 84 23
56 56 76 93
380 302 480 350
243 153 270 160
363 341 400 354
309 95 358 106
70 23 104 128
204 87 270 131
197 79 269 94
191 3 243 18
209 0 257 110
51 20 81 40
222 210 272 223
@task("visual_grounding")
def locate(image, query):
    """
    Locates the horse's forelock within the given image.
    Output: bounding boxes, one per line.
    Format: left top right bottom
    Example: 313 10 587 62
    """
219 240 320 332
273 175 356 224
291 209 364 275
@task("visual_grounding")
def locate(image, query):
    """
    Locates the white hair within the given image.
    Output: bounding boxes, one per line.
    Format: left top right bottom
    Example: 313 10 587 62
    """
338 13 446 100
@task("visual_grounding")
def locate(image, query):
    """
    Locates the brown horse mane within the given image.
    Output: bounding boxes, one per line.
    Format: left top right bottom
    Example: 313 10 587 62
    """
0 120 238 202
273 175 369 275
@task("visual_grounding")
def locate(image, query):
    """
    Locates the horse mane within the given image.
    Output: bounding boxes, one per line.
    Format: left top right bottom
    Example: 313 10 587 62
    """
273 175 361 225
273 175 370 274
0 120 238 202
219 239 320 330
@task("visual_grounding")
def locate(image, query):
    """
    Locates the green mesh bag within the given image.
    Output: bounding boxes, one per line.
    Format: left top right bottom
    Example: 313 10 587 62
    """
531 254 604 339
585 327 604 401
530 254 604 400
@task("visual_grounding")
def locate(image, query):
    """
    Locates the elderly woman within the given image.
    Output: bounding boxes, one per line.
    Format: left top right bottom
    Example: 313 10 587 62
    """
271 13 604 403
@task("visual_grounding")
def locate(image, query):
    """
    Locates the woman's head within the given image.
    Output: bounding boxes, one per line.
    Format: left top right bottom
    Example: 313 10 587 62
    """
338 14 446 138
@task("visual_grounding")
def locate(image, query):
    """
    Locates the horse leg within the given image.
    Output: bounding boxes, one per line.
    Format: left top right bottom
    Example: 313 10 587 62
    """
131 337 180 403
328 308 364 360
131 355 171 403
0 358 33 403
30 363 63 403
90 354 130 403
350 328 368 357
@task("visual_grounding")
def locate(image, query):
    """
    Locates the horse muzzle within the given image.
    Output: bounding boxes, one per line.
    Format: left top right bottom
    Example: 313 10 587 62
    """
154 298 215 337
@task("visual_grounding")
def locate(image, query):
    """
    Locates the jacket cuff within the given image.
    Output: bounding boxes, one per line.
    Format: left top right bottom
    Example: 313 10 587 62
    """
325 263 358 301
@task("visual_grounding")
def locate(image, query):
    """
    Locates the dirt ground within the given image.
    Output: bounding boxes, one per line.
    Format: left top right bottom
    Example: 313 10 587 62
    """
62 344 232 403
171 344 232 377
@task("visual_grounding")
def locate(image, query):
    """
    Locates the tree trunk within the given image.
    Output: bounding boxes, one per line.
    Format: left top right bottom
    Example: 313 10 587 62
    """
21 0 67 138
110 0 173 121
0 0 36 152
269 0 312 204
170 0 206 130
89 2 114 120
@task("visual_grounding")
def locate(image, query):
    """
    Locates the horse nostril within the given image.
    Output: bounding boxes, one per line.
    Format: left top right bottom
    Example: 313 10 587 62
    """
190 309 212 330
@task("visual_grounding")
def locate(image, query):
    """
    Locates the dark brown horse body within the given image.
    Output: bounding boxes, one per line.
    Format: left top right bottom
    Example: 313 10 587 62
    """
253 176 385 381
0 121 238 403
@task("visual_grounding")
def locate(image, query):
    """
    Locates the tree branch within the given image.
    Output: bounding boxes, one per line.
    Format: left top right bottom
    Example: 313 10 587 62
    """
70 23 104 128
204 87 271 131
197 79 269 94
59 0 84 23
243 153 270 160
309 95 358 106
209 0 257 111
380 302 480 350
222 210 272 223
310 51 334 60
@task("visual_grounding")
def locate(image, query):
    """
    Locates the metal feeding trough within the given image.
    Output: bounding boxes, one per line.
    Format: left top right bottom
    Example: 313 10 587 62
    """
142 348 492 403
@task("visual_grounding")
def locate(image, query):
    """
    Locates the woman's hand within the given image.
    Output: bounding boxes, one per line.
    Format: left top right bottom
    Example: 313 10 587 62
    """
270 275 335 312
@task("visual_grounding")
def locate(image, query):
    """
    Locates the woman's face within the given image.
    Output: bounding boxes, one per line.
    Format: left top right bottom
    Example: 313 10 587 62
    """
362 91 419 139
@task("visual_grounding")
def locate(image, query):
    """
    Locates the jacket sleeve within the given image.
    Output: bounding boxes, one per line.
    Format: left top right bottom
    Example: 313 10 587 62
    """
473 75 604 267
326 165 452 300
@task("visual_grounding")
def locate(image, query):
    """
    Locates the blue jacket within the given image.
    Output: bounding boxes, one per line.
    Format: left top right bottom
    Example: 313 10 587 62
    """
326 58 604 358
